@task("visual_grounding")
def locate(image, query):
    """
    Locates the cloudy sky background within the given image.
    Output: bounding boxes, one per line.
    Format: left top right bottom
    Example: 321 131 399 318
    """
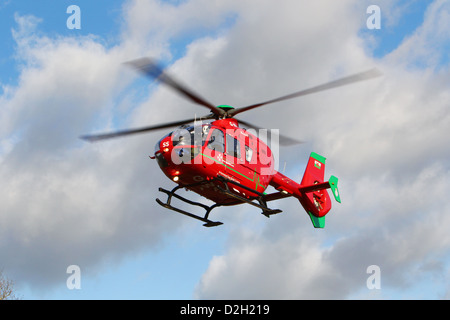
1 0 449 299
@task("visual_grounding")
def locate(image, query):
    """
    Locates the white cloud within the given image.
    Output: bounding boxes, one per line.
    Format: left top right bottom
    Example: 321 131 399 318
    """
194 229 338 299
0 9 184 290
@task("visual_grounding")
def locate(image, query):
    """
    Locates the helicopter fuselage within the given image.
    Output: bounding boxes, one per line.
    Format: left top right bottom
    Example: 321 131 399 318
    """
154 118 275 205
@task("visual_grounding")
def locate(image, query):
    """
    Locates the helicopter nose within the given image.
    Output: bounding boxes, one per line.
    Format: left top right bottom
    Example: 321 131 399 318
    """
154 138 172 168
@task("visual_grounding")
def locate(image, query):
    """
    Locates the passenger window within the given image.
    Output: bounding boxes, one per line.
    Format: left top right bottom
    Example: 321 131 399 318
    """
207 129 225 153
245 145 253 162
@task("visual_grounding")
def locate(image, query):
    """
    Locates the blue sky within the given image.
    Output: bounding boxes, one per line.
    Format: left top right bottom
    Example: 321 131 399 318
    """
1 0 449 300
361 0 431 57
0 1 122 85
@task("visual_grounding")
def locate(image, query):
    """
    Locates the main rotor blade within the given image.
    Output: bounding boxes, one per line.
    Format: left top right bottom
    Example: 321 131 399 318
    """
237 119 303 146
125 58 224 117
229 68 382 117
80 118 197 142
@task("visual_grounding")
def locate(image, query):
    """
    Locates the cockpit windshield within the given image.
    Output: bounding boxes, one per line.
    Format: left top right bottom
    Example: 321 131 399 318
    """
172 124 210 147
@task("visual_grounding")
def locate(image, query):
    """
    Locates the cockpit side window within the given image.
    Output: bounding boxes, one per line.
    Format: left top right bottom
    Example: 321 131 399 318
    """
207 129 225 153
245 145 253 162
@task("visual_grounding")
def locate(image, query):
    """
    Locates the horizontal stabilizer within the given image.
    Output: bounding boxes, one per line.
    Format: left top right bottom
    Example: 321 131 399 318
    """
298 175 341 204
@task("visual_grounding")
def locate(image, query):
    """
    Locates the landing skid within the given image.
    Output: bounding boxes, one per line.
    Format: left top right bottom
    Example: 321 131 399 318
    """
155 177 282 227
156 185 223 227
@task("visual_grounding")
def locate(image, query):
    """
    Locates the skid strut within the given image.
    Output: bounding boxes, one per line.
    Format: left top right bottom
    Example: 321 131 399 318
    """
215 176 282 218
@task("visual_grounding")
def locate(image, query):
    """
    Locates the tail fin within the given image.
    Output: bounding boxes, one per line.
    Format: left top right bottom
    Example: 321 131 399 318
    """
300 152 327 187
299 152 340 228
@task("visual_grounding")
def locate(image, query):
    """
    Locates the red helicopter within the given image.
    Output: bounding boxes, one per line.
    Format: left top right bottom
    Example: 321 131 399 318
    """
82 58 380 228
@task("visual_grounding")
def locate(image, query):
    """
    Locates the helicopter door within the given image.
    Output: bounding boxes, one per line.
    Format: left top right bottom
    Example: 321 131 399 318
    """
225 133 259 193
239 134 266 193
206 129 225 152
